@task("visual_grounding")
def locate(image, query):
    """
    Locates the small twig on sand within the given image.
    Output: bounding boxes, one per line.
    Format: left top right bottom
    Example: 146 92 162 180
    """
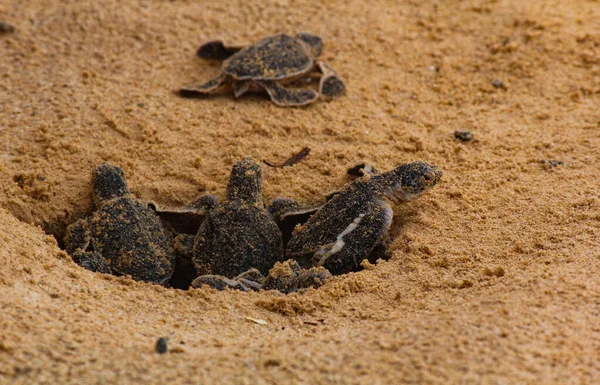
264 147 311 168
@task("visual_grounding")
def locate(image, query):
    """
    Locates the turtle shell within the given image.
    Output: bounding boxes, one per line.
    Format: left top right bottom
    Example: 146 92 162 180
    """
223 34 315 81
192 201 284 278
286 181 376 256
91 197 175 284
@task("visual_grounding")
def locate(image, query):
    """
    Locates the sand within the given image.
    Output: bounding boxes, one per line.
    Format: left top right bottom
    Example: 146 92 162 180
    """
1 0 599 383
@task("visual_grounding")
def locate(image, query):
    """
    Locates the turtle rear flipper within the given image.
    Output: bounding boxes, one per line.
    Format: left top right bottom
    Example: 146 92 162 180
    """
317 62 345 99
178 73 230 97
257 80 318 107
233 80 251 98
196 40 244 61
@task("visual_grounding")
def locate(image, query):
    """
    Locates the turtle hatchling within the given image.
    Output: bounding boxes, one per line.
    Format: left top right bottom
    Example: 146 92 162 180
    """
166 158 332 293
285 161 442 275
175 158 285 280
64 163 175 284
179 33 345 107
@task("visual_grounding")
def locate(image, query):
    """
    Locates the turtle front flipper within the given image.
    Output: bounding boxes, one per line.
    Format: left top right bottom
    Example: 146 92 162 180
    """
65 219 110 273
347 163 380 179
196 40 244 61
317 62 345 99
234 268 265 291
268 197 323 221
191 275 249 291
150 195 218 235
268 197 323 246
65 219 111 273
186 194 220 212
178 73 230 97
262 260 332 293
64 218 92 255
256 80 318 107
72 250 111 274
314 201 393 275
151 193 218 215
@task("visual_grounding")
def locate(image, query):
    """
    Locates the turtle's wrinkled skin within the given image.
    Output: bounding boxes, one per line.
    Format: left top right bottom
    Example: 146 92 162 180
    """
179 33 345 107
64 164 175 285
286 161 442 275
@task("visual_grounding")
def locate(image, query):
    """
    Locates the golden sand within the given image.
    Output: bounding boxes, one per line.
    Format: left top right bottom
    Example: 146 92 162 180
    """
1 0 599 383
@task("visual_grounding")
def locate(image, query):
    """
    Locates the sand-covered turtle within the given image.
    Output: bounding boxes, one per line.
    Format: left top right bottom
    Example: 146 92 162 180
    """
285 161 442 275
163 158 332 293
179 33 345 107
64 163 175 284
174 158 284 280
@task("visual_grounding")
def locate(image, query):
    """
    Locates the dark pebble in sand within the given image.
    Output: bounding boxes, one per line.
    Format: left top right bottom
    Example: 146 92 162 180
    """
541 159 563 168
492 79 505 89
156 337 168 354
0 21 15 34
454 131 473 142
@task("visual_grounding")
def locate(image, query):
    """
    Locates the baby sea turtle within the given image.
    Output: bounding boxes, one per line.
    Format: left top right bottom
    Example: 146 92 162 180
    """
64 163 175 284
175 158 285 279
163 158 332 293
179 33 345 107
285 161 442 275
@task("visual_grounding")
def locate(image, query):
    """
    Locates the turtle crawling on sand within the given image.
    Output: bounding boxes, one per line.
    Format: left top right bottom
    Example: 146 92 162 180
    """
284 161 442 275
64 163 175 285
168 158 331 293
178 33 345 107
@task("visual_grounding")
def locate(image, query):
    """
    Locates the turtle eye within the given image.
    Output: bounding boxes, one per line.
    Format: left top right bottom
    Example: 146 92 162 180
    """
422 171 437 184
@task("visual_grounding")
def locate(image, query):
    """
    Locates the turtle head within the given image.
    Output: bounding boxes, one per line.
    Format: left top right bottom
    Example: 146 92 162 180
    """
93 163 130 206
226 158 262 205
374 161 442 202
296 33 323 57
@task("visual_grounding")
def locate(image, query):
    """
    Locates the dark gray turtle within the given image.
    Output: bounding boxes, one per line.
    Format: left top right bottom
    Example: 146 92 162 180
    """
285 161 442 275
64 163 175 285
164 158 333 293
179 33 345 107
267 163 383 246
175 158 285 280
